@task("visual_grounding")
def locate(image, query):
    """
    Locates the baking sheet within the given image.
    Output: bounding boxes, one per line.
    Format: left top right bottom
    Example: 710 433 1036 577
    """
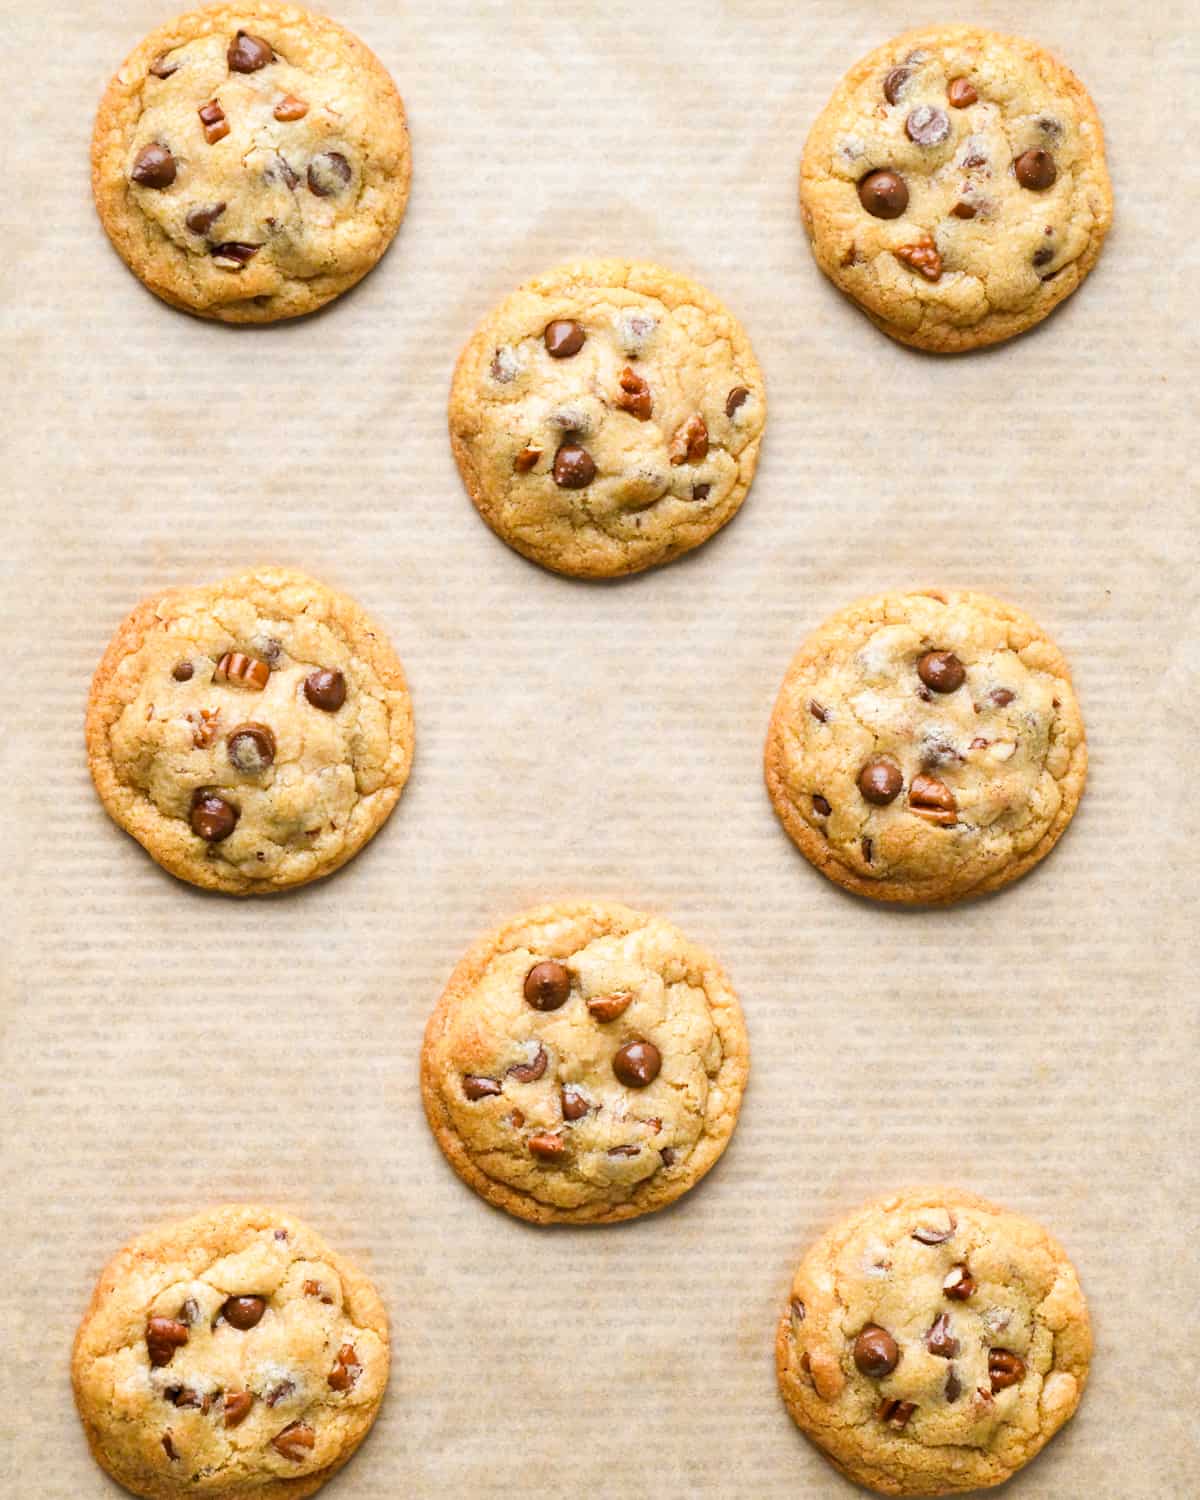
2 0 1197 1495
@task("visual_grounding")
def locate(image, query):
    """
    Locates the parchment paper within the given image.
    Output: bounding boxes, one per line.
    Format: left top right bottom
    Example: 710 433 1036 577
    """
2 1 1197 1495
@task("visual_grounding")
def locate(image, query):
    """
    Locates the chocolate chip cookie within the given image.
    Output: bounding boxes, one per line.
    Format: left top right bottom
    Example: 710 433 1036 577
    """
448 259 766 577
92 2 411 321
764 589 1086 905
72 1206 389 1500
420 900 750 1223
800 27 1112 351
86 567 414 894
776 1189 1092 1495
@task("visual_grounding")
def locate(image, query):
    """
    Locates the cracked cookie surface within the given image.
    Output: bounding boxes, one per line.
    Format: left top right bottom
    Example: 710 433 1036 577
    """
420 900 750 1224
92 1 410 321
764 589 1086 905
448 259 766 578
776 1189 1091 1496
86 567 414 894
800 27 1112 351
72 1205 389 1500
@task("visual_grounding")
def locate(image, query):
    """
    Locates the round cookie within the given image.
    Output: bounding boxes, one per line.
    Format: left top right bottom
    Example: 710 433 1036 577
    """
86 567 413 894
800 27 1112 351
448 259 766 578
72 1206 389 1500
764 588 1086 905
92 2 411 322
776 1189 1092 1496
420 900 750 1224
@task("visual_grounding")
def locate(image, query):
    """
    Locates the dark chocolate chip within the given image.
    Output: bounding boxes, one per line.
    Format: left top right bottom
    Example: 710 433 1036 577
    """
858 169 909 219
812 794 831 817
926 1312 959 1358
1033 245 1055 267
190 791 238 842
691 483 711 501
612 1039 661 1089
990 688 1015 707
524 960 570 1010
951 200 977 219
210 242 260 266
808 699 828 723
304 669 346 711
943 1264 976 1300
725 385 750 417
945 1368 962 1402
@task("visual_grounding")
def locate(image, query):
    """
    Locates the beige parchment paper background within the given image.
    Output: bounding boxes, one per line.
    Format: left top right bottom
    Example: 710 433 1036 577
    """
1 1 1197 1495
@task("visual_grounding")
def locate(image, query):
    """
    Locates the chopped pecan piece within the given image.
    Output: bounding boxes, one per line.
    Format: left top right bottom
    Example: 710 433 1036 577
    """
615 366 652 420
198 100 229 145
669 414 709 465
895 240 943 281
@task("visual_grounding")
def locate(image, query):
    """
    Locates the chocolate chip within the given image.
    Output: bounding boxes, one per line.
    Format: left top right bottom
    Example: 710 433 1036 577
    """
172 660 194 682
210 242 260 268
185 202 226 235
908 774 957 825
883 66 912 104
561 1086 588 1120
608 1143 640 1158
912 1210 956 1243
858 758 902 805
180 1298 199 1325
791 1297 806 1323
190 792 238 843
271 1423 315 1461
198 100 229 145
228 30 273 72
307 151 351 196
906 106 951 146
463 1074 502 1101
943 1264 976 1300
808 699 829 723
227 723 276 775
1038 116 1063 139
895 240 942 281
552 443 596 488
490 348 517 383
131 143 177 189
926 1312 959 1358
222 1295 265 1330
615 365 652 419
304 669 346 712
811 794 831 817
989 1349 1026 1391
854 1325 899 1378
327 1343 360 1391
544 319 586 358
223 1391 253 1428
524 960 571 1010
612 1039 661 1088
508 1043 548 1084
691 483 711 501
945 1368 962 1402
858 169 909 219
265 1379 294 1407
725 385 750 417
950 200 976 219
660 1147 676 1166
947 77 978 108
149 52 179 79
877 1398 916 1429
1015 148 1056 190
267 154 299 190
1033 245 1055 267
918 651 965 694
528 1131 565 1160
861 835 873 863
168 1387 209 1411
146 1318 189 1367
162 1432 178 1461
586 991 632 1022
669 414 709 465
990 688 1015 707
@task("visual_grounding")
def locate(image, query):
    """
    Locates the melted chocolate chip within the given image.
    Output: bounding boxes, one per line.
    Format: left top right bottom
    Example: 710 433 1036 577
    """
222 1295 265 1330
544 320 585 358
131 143 176 189
508 1044 548 1084
228 30 273 72
854 1325 899 1378
906 105 951 146
812 794 831 817
926 1312 959 1358
858 758 902 805
725 385 750 417
612 1039 661 1089
943 1264 976 1301
918 651 965 693
561 1086 588 1121
149 52 179 79
146 1318 189 1367
1015 148 1057 190
463 1075 501 1100
304 669 346 711
691 483 711 501
552 443 596 489
858 169 909 219
307 151 351 196
524 960 571 1010
189 791 238 843
883 66 912 105
185 201 226 235
227 723 276 775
